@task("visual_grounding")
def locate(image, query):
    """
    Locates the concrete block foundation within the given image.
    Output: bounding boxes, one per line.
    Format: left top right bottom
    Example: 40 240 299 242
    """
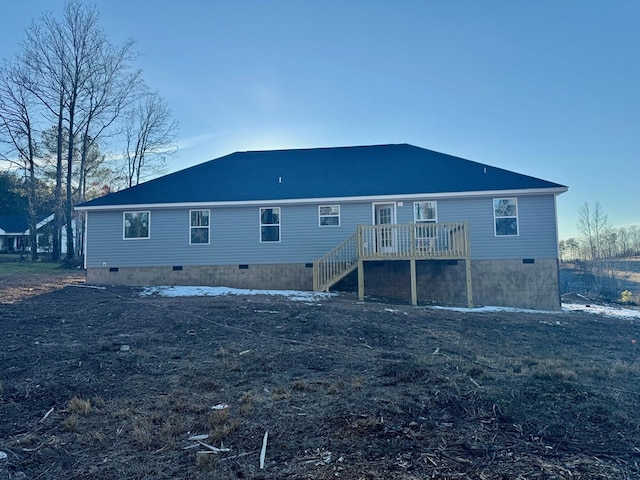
87 258 561 311
333 258 560 311
86 263 314 291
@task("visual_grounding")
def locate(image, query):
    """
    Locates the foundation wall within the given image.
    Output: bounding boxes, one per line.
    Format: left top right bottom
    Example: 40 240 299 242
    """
334 258 560 310
86 264 314 291
87 258 561 311
471 258 560 310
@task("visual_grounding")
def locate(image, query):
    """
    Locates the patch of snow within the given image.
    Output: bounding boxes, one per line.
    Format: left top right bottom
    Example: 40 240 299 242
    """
430 303 640 320
430 305 553 314
562 303 640 319
140 286 337 302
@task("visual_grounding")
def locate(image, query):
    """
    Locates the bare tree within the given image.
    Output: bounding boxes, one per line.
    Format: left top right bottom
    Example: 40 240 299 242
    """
75 37 140 204
629 225 640 256
3 1 178 260
559 237 580 262
20 0 143 260
0 58 40 259
577 201 610 261
21 7 70 260
124 89 178 187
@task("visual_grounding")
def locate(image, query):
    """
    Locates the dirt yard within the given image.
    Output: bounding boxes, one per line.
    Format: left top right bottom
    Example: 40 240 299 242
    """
1 269 640 479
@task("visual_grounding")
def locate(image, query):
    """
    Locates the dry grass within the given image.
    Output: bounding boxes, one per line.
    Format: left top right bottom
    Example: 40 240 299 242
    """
131 418 155 448
78 430 107 444
326 380 345 395
68 396 92 416
63 415 79 432
130 415 185 450
207 408 240 443
530 359 578 381
195 451 218 469
271 387 291 401
351 376 365 389
239 391 255 415
291 379 313 391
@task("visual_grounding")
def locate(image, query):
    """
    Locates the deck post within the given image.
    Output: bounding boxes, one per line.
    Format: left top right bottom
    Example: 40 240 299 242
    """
357 259 365 301
410 259 417 306
465 258 473 307
312 260 318 291
464 221 473 307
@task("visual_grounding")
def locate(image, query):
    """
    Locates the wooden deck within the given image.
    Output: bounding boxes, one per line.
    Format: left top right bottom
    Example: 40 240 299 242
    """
313 222 472 306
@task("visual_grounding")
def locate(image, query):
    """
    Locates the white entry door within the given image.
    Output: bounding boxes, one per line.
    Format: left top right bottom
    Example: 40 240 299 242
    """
374 203 396 254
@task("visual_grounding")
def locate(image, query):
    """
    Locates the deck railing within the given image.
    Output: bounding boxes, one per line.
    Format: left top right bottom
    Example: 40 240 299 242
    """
358 222 469 259
313 232 359 292
313 222 469 291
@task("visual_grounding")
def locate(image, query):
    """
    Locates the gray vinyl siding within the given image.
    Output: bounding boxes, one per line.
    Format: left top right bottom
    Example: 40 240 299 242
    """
85 194 559 268
86 203 371 268
396 194 558 259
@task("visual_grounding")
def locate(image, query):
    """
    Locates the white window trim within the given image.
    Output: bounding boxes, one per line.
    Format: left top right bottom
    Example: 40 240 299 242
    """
413 201 438 223
493 197 519 237
318 204 340 227
259 207 281 243
189 209 210 245
123 211 150 240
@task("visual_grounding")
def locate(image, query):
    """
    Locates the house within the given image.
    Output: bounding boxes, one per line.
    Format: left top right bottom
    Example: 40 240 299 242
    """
0 216 29 253
0 214 76 255
75 144 568 310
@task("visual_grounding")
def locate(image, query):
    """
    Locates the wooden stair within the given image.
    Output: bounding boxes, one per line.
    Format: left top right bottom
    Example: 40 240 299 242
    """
313 232 358 292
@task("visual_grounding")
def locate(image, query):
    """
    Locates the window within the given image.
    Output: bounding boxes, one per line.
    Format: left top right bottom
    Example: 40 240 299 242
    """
319 205 340 226
494 198 518 236
414 201 437 223
413 201 438 251
123 211 150 239
190 209 210 244
260 207 280 242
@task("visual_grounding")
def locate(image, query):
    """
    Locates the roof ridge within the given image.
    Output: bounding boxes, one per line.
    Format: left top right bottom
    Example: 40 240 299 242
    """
235 143 409 154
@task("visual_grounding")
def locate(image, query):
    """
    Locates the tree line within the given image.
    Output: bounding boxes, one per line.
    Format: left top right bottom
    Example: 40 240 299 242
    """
560 202 640 261
0 1 178 261
560 202 639 300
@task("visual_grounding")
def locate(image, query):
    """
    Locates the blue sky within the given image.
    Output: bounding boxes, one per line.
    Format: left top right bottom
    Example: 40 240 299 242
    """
2 1 638 239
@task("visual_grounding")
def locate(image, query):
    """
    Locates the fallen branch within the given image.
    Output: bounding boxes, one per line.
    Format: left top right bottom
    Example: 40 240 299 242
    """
67 284 106 290
260 431 268 469
197 440 231 453
40 407 54 423
469 377 481 388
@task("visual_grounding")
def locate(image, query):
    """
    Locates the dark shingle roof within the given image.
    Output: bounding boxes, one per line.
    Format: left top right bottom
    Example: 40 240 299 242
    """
0 216 29 233
78 144 567 208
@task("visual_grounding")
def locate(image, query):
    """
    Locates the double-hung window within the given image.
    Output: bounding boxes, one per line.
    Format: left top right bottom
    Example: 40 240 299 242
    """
319 205 340 226
493 198 518 236
413 201 438 250
123 211 150 239
190 209 210 244
413 201 437 223
260 207 280 242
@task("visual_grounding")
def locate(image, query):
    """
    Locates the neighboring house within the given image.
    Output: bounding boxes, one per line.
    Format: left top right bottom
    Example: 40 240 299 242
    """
0 216 29 253
75 144 568 310
0 214 75 254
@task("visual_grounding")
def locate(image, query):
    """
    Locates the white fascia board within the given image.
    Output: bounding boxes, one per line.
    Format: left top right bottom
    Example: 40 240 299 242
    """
75 186 568 212
36 214 55 229
25 214 55 235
